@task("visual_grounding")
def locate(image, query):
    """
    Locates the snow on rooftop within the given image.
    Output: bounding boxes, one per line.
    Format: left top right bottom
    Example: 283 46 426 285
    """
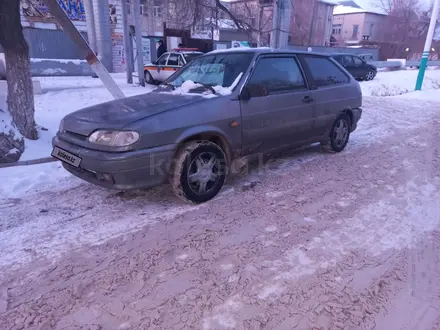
333 4 387 15
319 0 339 5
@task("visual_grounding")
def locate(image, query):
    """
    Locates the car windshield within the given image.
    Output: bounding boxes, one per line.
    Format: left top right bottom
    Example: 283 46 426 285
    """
164 52 254 89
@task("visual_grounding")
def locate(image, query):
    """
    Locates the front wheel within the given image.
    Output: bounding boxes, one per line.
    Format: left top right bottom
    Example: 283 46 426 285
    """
144 71 155 85
321 114 351 153
170 141 227 203
365 70 375 81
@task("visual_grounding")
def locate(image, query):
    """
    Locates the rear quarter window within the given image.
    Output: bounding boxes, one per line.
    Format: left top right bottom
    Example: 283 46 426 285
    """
302 56 349 88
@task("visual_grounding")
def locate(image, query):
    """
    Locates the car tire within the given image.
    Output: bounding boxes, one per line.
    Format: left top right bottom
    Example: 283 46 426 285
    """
321 114 351 153
170 141 228 204
144 71 155 85
365 70 375 81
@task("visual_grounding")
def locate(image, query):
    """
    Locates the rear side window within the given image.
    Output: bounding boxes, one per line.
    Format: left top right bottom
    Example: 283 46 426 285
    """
248 57 307 94
303 56 349 87
167 54 179 66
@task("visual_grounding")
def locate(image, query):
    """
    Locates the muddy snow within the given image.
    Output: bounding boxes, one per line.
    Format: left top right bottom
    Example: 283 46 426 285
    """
1 77 440 329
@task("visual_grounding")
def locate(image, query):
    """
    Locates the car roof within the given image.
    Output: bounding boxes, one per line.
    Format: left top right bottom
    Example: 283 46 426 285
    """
168 51 203 55
329 53 362 57
207 47 330 57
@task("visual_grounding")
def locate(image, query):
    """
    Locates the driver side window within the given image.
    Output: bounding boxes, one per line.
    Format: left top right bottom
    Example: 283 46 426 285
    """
353 56 364 65
247 57 307 95
157 53 169 65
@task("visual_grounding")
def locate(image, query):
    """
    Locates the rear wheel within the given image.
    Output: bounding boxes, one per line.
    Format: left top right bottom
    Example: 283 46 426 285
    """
321 114 351 153
365 70 375 81
144 71 155 85
170 141 227 204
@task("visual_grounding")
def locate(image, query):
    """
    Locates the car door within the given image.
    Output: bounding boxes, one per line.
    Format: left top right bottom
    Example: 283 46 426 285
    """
153 53 169 81
240 55 316 155
163 53 181 81
352 55 368 78
298 55 351 137
341 55 357 78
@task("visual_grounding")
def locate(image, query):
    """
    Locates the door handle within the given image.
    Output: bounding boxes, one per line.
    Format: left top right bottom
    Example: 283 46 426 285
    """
302 96 314 103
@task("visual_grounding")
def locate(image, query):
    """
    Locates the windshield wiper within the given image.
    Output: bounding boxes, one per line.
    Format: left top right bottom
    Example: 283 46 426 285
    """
160 82 175 90
194 82 216 95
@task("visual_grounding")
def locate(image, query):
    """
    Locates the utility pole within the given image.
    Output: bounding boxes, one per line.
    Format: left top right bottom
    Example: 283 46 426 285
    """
132 0 145 86
93 0 112 72
278 0 291 49
270 0 279 48
415 0 439 91
121 0 133 84
270 0 291 48
257 4 264 46
83 0 97 52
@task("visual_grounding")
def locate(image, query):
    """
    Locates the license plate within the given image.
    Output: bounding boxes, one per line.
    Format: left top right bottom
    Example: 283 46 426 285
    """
51 147 82 168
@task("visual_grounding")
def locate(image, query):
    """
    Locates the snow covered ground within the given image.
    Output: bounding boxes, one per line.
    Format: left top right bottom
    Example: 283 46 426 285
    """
1 70 440 329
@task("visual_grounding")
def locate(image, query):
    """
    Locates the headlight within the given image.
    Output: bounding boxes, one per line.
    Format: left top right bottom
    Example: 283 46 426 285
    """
88 130 140 147
59 119 65 132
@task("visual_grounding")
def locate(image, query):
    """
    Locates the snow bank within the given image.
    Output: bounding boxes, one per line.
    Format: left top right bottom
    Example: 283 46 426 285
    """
361 69 440 97
0 161 81 198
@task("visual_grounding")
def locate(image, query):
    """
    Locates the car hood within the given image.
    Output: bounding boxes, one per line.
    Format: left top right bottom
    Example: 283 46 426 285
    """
62 91 209 136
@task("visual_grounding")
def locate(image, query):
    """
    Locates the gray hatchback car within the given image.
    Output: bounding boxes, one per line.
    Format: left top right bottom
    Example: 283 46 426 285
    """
52 48 362 203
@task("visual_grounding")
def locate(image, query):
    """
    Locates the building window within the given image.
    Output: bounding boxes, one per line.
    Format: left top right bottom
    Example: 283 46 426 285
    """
140 5 147 16
369 23 374 38
332 24 342 35
153 6 161 17
352 24 359 39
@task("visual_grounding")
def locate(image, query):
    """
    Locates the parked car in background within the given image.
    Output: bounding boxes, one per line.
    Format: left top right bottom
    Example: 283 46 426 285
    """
52 48 362 204
331 54 377 81
144 48 203 84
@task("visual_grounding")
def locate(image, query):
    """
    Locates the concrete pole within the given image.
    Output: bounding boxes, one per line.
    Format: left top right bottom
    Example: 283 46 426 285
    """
415 0 439 91
270 0 279 48
93 0 113 72
132 0 145 86
278 0 292 49
121 0 133 84
83 0 97 52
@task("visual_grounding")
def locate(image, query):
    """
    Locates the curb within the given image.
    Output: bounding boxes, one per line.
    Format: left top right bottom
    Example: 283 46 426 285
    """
0 157 58 169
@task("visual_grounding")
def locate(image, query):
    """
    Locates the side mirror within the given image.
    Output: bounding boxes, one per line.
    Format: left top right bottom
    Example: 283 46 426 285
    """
240 85 268 100
240 87 251 101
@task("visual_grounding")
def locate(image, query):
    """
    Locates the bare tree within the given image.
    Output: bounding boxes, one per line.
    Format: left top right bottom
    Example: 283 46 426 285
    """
375 0 430 58
168 0 272 45
0 0 38 162
0 0 37 140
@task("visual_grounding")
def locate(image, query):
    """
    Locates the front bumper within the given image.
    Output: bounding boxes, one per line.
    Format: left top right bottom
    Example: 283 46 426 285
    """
52 135 176 190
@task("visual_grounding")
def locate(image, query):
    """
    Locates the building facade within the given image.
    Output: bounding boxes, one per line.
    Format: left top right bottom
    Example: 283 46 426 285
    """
332 5 387 46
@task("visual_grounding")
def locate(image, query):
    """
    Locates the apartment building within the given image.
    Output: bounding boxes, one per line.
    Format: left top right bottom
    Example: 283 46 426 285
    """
332 4 387 46
229 0 336 47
